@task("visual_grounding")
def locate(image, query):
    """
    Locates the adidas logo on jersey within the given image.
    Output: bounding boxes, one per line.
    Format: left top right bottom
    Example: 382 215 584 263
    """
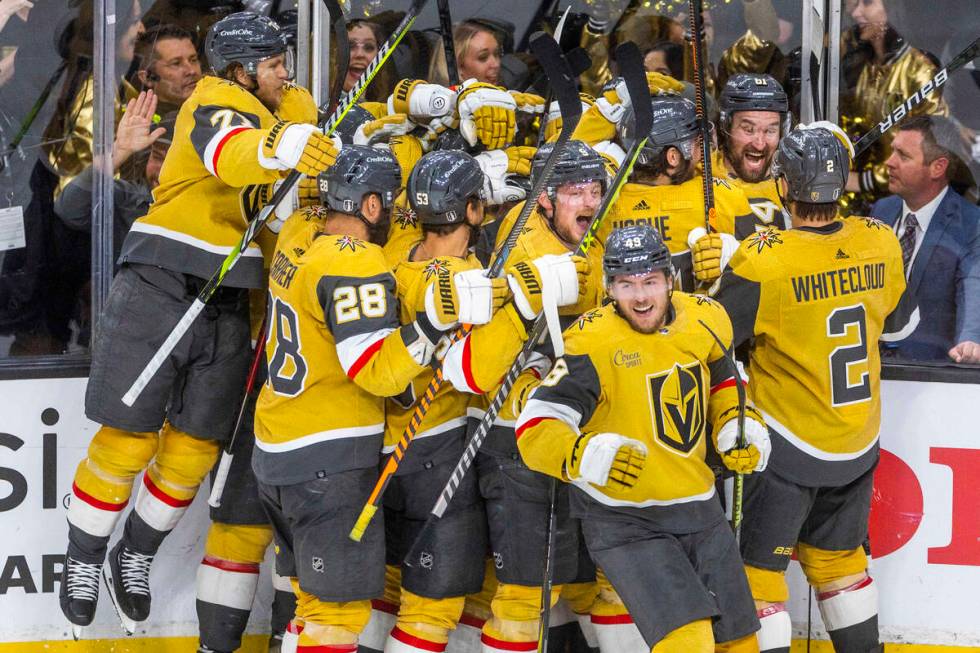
836 249 849 260
632 199 651 211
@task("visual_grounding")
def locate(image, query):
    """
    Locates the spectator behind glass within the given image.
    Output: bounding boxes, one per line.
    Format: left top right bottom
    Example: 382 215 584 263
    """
872 116 980 365
840 0 948 211
644 40 684 79
428 20 501 86
343 19 394 103
132 24 201 115
52 92 172 349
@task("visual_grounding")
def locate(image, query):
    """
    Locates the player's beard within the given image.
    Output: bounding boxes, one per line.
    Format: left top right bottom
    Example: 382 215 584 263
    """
727 141 775 183
616 295 671 334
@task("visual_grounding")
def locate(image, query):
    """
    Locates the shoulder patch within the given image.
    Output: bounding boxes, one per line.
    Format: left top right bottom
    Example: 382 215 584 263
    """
335 235 367 252
576 309 603 330
693 294 717 307
862 216 886 230
745 228 783 253
304 205 327 221
423 258 451 281
394 206 419 230
712 177 733 190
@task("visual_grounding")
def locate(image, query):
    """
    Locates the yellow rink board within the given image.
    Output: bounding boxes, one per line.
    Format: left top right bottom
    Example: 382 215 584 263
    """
0 639 979 652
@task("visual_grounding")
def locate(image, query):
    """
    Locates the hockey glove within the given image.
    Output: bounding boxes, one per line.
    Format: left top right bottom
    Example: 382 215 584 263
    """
506 254 588 321
261 121 339 176
457 80 517 150
509 90 547 115
473 146 537 205
596 71 686 124
687 227 740 283
297 175 320 208
388 79 455 121
593 140 626 170
354 113 416 146
422 268 509 336
567 432 647 490
504 351 551 420
716 406 771 473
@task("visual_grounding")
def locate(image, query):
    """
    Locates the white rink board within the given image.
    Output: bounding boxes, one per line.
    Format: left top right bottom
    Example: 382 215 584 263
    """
785 379 980 646
1 376 979 645
0 377 274 642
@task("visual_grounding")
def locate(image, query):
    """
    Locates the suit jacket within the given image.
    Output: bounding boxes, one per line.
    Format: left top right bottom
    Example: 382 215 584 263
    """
872 188 980 361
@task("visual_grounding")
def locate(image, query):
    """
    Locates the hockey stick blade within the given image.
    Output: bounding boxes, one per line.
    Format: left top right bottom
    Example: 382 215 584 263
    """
854 36 980 157
348 32 584 543
122 0 430 407
403 41 652 567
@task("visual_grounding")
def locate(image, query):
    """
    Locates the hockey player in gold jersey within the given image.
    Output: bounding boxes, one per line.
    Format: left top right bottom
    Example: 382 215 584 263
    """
437 141 606 653
714 126 908 653
252 145 505 653
515 224 769 653
689 74 791 286
378 149 589 653
60 13 337 637
576 94 756 292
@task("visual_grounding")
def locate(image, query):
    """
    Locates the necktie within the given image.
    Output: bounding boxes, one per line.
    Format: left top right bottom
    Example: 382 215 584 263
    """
900 213 918 272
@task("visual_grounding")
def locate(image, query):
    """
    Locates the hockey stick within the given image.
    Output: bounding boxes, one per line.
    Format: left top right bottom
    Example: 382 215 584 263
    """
436 0 459 86
207 319 267 508
698 318 747 536
348 31 584 542
121 0 428 407
688 0 715 233
537 478 559 652
207 0 352 508
853 36 980 157
534 6 572 147
403 41 653 568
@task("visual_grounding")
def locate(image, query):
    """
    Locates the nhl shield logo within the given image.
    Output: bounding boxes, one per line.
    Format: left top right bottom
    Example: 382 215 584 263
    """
647 361 706 455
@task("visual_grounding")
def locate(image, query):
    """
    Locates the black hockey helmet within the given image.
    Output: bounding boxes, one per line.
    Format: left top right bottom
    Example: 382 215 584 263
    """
719 74 790 133
620 95 701 166
408 150 486 226
205 12 292 78
318 145 402 214
333 104 375 144
603 224 673 281
772 123 853 203
531 140 607 199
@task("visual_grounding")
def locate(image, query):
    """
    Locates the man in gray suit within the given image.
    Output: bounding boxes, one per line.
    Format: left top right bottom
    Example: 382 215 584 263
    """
872 115 980 364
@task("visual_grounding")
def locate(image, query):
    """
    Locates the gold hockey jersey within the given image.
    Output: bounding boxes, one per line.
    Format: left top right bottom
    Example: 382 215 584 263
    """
515 293 742 532
601 177 755 290
385 251 481 473
447 201 607 457
252 216 427 485
714 218 906 486
119 76 317 288
710 149 787 238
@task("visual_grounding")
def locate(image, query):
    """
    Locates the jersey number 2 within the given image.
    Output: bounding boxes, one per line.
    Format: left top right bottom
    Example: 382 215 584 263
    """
267 296 308 396
827 304 871 406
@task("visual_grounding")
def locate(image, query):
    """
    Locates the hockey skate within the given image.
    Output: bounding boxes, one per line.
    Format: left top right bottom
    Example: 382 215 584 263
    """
103 540 154 635
60 556 103 640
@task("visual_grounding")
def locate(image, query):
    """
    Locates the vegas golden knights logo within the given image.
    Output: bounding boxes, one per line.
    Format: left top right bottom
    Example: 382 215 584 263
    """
647 361 705 455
